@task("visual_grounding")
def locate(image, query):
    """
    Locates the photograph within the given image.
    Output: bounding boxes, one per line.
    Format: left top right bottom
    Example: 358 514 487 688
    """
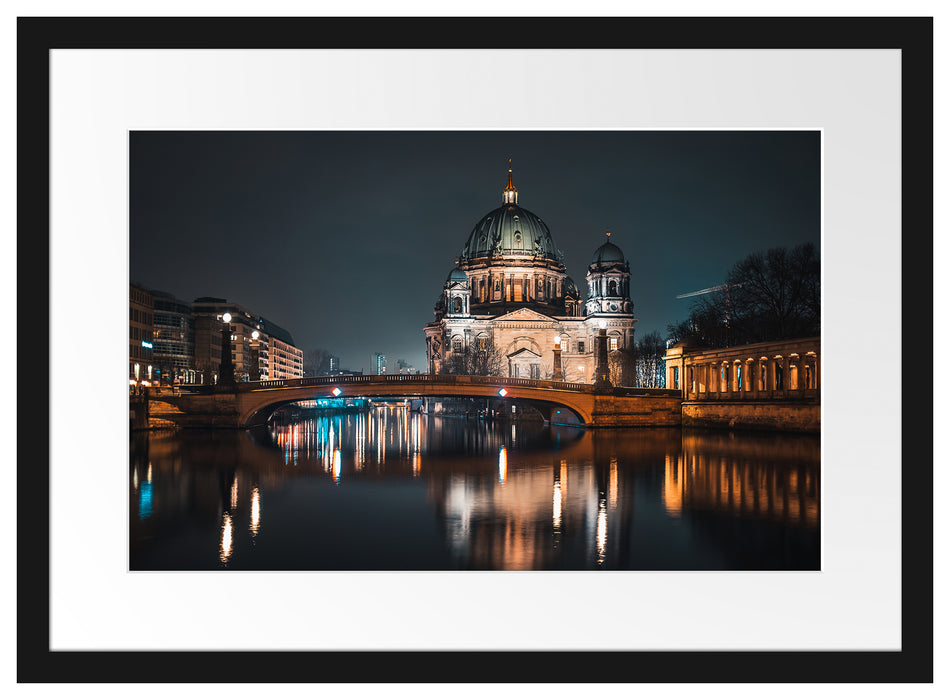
128 129 822 572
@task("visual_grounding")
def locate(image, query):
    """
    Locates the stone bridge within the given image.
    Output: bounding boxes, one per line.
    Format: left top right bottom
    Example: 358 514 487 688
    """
136 374 682 430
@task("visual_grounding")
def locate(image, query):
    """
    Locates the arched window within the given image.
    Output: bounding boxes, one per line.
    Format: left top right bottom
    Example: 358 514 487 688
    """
453 297 462 313
608 280 618 296
452 336 463 353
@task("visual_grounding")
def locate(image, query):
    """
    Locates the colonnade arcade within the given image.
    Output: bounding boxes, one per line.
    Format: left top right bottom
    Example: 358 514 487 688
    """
663 337 820 401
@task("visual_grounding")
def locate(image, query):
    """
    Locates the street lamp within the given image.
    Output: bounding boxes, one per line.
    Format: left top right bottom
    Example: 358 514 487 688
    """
552 334 564 381
250 330 261 381
217 312 235 389
593 318 612 389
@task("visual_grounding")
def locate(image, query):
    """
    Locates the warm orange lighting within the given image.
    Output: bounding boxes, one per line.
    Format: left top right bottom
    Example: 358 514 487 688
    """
332 448 342 483
596 498 608 564
250 487 261 536
219 513 233 564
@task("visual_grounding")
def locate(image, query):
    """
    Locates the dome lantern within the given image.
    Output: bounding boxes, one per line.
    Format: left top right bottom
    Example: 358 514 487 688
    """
502 158 518 205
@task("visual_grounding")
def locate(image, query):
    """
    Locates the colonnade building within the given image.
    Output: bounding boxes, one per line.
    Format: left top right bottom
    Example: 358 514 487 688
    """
662 337 821 399
424 166 637 382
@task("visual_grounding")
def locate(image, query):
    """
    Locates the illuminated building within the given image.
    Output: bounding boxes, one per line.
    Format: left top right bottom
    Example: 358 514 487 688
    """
149 289 196 384
192 297 304 383
129 283 154 384
424 165 638 382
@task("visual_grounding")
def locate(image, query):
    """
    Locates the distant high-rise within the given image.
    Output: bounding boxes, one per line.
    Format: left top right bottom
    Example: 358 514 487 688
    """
375 353 386 375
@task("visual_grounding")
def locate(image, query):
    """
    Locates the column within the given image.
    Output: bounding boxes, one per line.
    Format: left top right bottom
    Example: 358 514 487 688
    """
783 355 790 399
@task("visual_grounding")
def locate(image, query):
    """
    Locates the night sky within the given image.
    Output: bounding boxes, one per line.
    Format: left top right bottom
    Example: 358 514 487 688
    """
129 130 820 373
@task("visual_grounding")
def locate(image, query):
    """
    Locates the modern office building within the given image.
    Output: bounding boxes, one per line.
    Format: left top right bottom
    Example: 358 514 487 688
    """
150 289 196 384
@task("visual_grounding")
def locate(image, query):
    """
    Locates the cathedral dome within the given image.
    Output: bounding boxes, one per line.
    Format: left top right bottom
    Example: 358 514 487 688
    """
459 205 564 262
457 165 564 265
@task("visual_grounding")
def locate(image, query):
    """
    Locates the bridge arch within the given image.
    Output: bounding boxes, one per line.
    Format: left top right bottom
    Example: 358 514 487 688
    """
216 375 591 428
235 378 594 428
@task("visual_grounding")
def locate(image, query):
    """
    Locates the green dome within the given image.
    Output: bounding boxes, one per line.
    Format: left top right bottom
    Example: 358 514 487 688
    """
446 267 469 283
592 239 625 265
458 204 564 263
565 276 579 298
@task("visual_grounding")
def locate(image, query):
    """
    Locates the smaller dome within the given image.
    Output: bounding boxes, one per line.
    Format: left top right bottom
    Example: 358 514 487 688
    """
565 277 579 298
592 240 625 265
446 268 469 283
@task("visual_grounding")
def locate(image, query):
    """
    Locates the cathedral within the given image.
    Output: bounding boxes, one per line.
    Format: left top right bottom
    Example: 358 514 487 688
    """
424 166 637 384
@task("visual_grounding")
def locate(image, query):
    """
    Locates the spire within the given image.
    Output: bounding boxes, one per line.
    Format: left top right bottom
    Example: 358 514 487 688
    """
502 158 518 204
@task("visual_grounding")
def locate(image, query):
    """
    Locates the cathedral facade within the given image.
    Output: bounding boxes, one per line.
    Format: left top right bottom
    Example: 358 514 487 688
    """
424 167 637 384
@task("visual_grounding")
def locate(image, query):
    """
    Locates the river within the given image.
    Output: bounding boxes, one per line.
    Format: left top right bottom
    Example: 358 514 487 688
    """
129 405 820 571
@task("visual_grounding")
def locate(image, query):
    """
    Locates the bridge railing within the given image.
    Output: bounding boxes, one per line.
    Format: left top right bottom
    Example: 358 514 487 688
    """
156 374 680 398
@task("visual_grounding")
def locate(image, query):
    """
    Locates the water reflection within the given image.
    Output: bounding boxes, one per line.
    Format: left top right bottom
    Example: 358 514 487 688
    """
129 407 820 571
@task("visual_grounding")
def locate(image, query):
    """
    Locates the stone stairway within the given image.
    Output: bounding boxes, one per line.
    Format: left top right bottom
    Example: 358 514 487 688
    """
147 400 188 429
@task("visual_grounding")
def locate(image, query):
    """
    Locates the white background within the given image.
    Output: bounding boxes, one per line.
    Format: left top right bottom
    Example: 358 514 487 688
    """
5 1 946 698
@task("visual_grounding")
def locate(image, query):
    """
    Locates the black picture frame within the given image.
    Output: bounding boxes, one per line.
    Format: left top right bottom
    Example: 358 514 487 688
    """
18 16 933 684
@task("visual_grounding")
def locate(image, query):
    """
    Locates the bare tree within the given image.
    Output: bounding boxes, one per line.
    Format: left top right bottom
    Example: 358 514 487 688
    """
303 348 331 377
608 346 637 387
440 336 504 376
635 331 666 388
726 242 820 342
668 243 820 348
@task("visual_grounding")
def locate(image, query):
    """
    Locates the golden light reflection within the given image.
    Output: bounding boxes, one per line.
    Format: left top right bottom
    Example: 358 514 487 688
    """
498 446 508 484
608 457 618 509
332 448 342 483
132 467 138 490
669 444 818 527
412 452 421 477
250 487 261 537
230 475 239 510
219 513 233 564
355 413 365 470
552 480 562 532
663 454 684 517
596 497 608 565
147 463 152 483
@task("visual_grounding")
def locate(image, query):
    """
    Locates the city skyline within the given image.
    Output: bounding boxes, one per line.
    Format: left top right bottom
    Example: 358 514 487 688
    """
129 130 821 373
